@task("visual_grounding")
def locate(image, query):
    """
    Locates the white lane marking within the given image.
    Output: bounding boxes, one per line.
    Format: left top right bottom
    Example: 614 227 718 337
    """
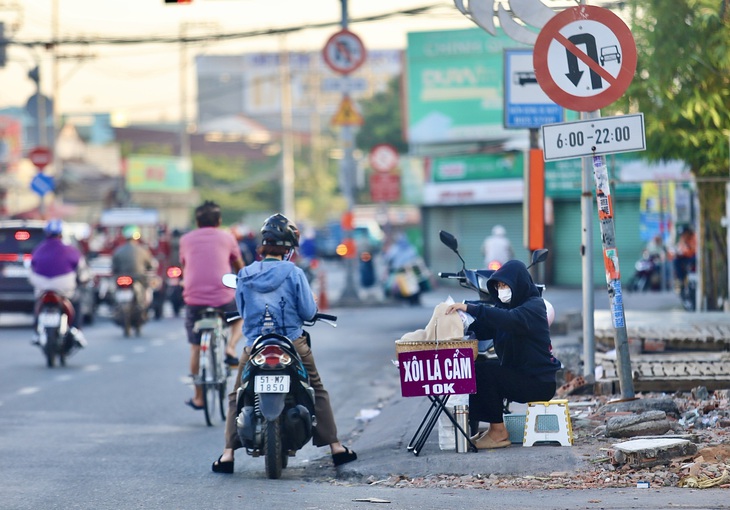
132 346 146 354
108 355 125 363
18 387 41 395
151 339 165 347
83 364 102 372
55 374 73 382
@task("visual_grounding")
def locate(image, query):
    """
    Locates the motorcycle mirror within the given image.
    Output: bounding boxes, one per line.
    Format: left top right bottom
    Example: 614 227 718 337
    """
527 249 549 269
439 230 466 269
221 273 238 289
439 230 458 252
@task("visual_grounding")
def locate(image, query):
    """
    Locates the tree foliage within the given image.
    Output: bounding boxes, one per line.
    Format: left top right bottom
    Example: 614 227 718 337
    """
610 0 730 309
355 76 408 154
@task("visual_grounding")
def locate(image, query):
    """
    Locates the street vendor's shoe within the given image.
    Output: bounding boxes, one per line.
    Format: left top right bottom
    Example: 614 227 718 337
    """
470 430 488 443
475 435 511 450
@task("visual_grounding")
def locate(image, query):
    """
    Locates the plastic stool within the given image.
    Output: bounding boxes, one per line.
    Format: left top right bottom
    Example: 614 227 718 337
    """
523 399 573 447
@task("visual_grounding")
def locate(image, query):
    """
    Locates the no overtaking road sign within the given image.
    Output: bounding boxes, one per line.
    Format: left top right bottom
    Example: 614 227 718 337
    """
533 5 637 112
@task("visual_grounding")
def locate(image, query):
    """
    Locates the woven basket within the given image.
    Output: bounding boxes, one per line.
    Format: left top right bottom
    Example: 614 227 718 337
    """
395 338 479 360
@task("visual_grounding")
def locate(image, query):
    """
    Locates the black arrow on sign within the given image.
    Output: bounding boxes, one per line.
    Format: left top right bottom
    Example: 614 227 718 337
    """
565 33 603 90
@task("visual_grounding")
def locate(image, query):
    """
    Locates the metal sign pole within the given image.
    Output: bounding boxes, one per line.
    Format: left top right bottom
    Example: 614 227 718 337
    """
337 0 360 304
592 152 634 398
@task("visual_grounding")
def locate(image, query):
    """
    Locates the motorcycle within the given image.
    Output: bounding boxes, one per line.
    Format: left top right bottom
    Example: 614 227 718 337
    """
165 265 184 317
437 230 552 433
438 230 551 349
627 251 662 292
221 274 337 479
34 290 80 367
112 275 147 337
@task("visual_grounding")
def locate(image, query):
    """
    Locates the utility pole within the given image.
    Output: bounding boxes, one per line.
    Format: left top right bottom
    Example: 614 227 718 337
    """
279 36 295 220
336 0 361 304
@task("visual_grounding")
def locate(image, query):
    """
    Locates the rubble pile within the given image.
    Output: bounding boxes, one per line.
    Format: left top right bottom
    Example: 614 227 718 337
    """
365 388 730 490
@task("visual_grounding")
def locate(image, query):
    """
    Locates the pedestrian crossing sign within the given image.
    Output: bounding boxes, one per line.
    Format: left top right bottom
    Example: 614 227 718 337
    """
331 95 364 126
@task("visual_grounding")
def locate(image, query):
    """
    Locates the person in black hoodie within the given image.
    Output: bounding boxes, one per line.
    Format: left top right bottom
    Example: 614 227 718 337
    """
445 259 561 449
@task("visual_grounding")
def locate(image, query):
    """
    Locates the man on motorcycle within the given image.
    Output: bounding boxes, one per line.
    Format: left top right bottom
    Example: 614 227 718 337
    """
445 259 561 450
29 219 90 348
481 225 514 269
179 200 245 410
211 213 357 473
111 225 157 314
674 225 697 287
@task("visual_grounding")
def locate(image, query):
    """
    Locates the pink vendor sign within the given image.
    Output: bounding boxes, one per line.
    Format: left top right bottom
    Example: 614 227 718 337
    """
398 347 476 398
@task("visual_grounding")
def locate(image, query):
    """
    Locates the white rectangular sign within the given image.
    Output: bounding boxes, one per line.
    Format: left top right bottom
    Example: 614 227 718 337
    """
504 48 563 129
321 77 368 93
541 113 646 161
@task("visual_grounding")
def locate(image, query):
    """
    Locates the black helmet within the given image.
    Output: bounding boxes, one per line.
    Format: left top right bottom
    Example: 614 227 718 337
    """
260 214 299 247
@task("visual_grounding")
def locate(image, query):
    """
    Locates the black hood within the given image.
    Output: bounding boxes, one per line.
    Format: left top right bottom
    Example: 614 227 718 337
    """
486 259 539 307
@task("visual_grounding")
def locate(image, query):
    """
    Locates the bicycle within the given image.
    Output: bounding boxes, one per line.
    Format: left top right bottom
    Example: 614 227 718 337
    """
192 307 230 426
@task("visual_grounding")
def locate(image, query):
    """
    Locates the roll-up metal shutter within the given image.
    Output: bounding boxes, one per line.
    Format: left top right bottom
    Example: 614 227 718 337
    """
552 198 644 287
423 204 527 276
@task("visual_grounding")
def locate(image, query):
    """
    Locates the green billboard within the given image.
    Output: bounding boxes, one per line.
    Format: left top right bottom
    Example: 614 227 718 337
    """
406 28 527 145
126 155 192 192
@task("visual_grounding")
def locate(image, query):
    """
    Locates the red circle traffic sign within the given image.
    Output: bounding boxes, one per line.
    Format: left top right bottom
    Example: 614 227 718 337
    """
322 29 366 75
369 144 399 173
28 146 52 169
533 5 637 111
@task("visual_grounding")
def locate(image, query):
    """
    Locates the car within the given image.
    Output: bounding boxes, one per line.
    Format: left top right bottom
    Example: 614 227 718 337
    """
314 221 385 259
600 45 621 66
0 220 47 314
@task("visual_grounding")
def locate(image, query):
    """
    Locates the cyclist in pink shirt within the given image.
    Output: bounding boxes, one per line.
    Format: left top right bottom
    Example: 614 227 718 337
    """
180 201 245 410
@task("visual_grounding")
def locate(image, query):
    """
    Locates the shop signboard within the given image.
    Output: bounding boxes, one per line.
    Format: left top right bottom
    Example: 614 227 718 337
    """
406 28 527 144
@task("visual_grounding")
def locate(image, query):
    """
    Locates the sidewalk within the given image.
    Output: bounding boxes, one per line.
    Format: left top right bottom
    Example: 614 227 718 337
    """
336 285 719 481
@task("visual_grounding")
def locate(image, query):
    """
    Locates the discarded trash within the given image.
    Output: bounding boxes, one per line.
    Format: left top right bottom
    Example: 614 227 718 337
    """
356 409 381 422
636 481 650 489
353 497 391 504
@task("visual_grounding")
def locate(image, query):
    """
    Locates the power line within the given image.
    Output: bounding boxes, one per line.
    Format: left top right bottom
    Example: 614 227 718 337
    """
8 4 447 48
6 1 627 48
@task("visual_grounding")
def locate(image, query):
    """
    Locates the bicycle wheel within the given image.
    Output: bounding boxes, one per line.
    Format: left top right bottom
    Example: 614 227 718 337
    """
201 330 220 426
214 332 227 421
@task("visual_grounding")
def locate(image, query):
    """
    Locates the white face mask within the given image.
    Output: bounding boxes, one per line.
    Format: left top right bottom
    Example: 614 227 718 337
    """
497 287 512 303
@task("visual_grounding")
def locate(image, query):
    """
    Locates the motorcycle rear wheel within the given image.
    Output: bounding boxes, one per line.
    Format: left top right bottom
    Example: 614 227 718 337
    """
44 328 65 368
44 328 57 368
264 417 283 479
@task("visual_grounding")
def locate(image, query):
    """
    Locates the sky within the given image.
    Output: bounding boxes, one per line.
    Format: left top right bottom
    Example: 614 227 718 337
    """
0 0 476 124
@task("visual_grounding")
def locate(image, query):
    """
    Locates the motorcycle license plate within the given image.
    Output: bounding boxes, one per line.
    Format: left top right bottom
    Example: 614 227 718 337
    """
254 375 290 393
39 311 61 327
116 289 134 303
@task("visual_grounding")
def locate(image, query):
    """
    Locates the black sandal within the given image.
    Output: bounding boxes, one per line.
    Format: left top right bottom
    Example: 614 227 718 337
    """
212 455 234 474
332 446 357 467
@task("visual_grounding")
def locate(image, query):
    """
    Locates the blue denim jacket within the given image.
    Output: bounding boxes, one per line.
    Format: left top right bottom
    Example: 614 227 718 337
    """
235 259 317 347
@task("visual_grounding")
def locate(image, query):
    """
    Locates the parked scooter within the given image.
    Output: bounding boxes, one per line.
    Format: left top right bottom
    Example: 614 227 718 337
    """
221 274 336 479
438 230 551 346
112 275 147 337
33 290 83 367
437 230 553 432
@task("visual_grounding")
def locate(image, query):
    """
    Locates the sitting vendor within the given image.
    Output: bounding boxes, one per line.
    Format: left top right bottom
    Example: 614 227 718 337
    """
445 259 561 450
